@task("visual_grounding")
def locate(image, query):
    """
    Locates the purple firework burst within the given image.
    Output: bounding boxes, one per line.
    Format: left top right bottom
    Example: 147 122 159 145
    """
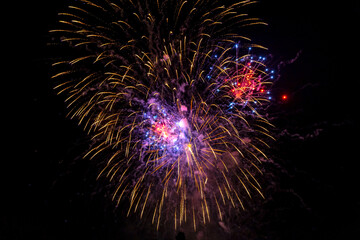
50 0 275 232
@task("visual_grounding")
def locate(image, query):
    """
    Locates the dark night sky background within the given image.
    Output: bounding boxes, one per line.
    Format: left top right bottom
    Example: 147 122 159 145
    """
4 0 360 239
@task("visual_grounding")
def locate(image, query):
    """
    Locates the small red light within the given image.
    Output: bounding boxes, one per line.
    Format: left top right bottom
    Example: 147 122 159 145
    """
260 89 265 93
282 94 288 100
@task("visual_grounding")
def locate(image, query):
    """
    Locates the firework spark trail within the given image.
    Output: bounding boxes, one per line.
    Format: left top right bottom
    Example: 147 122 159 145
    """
51 0 276 231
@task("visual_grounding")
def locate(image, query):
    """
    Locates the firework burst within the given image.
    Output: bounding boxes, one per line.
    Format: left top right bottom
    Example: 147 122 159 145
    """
51 0 275 231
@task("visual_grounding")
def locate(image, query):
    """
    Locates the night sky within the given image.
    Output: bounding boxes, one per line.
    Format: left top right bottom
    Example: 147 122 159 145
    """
5 0 360 239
